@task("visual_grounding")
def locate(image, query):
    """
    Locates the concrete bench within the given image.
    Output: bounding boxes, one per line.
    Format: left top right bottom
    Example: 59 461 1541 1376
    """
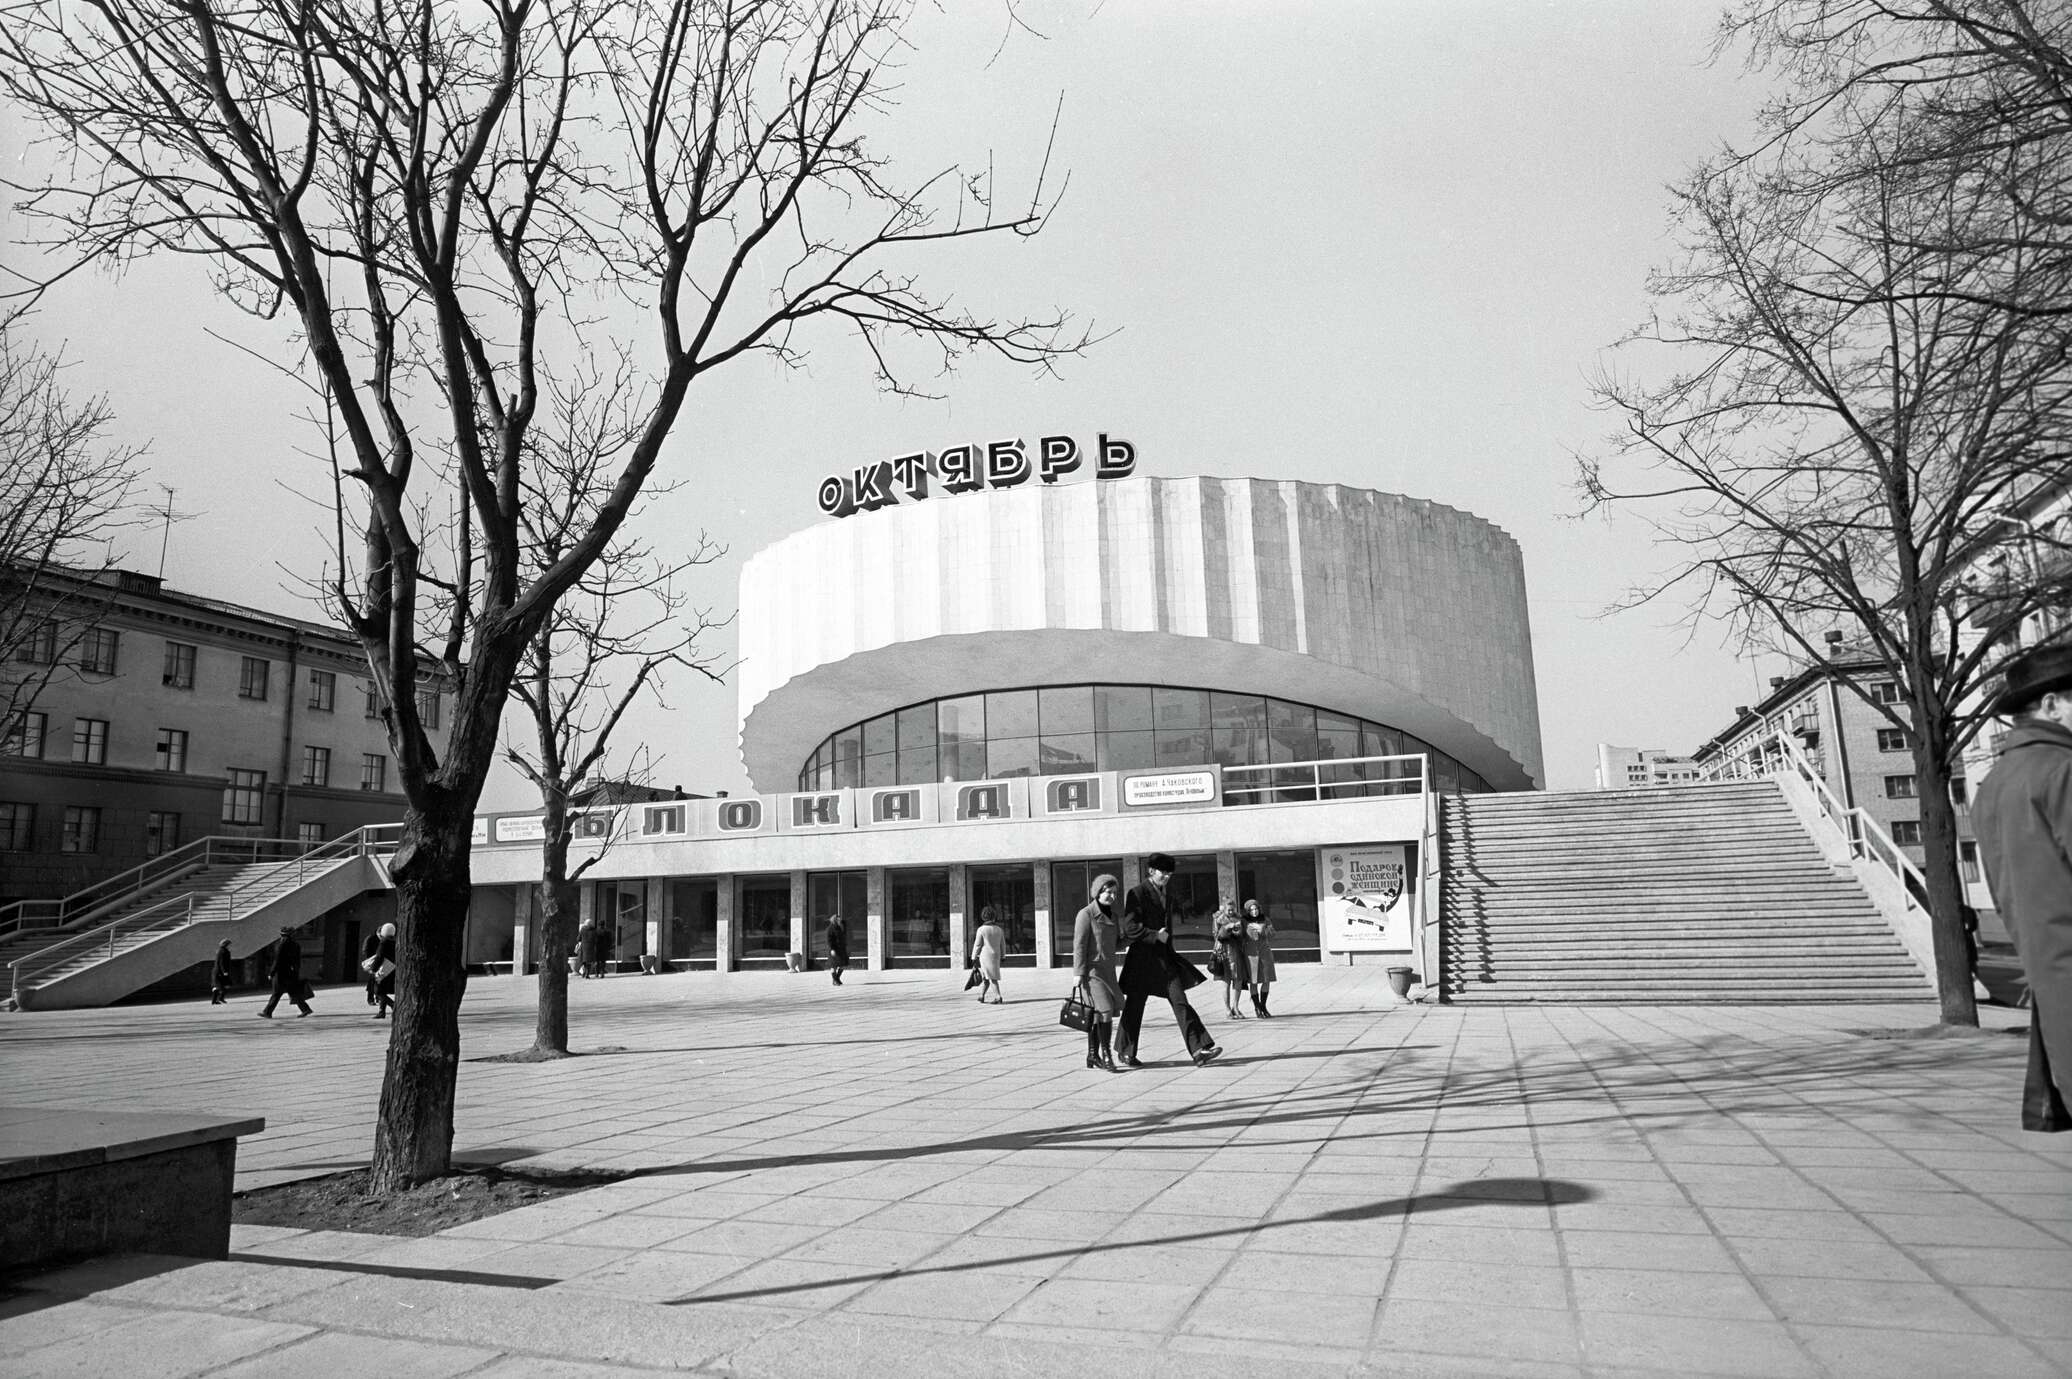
0 1106 265 1271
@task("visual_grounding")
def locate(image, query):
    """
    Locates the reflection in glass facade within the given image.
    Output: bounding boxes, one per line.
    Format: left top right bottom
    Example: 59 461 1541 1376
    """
796 683 1492 795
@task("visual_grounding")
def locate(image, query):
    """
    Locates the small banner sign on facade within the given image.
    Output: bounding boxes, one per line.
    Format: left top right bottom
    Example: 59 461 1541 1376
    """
1318 843 1412 950
1119 767 1220 810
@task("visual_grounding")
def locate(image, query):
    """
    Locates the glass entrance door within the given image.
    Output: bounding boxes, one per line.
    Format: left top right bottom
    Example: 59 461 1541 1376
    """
969 864 1036 963
1049 859 1124 963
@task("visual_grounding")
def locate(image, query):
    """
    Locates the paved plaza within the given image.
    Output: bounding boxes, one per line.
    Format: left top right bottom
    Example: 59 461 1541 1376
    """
2 966 2069 1377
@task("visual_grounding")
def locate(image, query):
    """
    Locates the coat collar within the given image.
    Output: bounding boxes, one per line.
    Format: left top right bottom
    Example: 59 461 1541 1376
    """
1997 720 2072 755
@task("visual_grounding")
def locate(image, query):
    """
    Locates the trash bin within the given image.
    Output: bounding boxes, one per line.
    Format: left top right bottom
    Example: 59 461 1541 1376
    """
785 951 805 973
1386 966 1417 998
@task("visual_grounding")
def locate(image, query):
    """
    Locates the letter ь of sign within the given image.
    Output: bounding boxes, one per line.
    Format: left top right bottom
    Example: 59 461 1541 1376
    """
1097 434 1136 479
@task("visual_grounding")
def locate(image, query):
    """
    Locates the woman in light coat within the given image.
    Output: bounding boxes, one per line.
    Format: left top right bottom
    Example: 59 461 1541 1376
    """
1071 874 1125 1071
971 904 1007 1004
1243 899 1277 1017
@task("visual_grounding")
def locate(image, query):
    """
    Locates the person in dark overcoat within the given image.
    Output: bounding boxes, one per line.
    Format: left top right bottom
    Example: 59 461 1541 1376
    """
360 928 381 1005
1071 873 1125 1071
209 939 234 1005
372 922 398 1019
1974 644 2072 1132
258 926 312 1018
1115 853 1221 1067
826 913 849 986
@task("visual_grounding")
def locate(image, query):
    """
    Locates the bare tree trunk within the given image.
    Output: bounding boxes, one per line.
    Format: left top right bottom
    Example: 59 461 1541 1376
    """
368 804 473 1191
1912 718 1979 1028
532 842 578 1056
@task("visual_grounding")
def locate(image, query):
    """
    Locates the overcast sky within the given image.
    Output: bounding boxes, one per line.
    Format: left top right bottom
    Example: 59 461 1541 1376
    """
7 0 1790 805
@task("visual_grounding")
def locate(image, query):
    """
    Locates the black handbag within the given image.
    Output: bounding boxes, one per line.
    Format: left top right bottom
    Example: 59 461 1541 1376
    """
1208 951 1227 981
963 967 983 991
1058 990 1096 1032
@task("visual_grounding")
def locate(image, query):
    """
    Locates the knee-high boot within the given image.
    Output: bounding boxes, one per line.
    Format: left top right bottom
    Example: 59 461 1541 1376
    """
1098 1020 1118 1071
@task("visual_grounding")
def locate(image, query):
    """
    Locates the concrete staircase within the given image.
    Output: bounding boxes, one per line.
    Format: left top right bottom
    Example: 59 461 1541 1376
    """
9 850 389 1011
1439 780 1933 1003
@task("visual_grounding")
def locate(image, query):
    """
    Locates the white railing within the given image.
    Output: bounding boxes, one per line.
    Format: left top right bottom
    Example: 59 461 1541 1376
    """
1708 730 1930 912
0 834 314 938
7 823 404 996
1221 752 1428 805
9 894 196 989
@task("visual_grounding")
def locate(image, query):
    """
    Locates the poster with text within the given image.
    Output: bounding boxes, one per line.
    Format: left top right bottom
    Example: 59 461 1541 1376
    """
1318 844 1412 951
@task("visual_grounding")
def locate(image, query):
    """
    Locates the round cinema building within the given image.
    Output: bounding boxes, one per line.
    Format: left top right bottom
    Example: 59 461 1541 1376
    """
468 457 1542 980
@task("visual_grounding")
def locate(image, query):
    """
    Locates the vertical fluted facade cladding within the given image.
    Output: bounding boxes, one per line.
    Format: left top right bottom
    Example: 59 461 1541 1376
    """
737 476 1544 791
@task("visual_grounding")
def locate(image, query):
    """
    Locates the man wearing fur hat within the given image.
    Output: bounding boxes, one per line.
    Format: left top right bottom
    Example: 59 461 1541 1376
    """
1115 853 1223 1068
1974 644 2072 1131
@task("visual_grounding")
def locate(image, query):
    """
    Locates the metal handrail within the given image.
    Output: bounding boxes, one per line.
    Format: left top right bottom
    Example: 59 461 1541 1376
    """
1222 752 1428 804
10 893 196 990
1713 729 1930 912
6 822 406 996
0 834 313 938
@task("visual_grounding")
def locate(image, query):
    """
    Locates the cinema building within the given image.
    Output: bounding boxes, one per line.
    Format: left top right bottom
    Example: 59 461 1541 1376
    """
467 461 1544 981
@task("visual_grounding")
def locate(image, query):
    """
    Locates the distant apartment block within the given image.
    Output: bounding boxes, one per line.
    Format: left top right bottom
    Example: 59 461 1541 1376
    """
1593 745 1701 790
1 567 443 904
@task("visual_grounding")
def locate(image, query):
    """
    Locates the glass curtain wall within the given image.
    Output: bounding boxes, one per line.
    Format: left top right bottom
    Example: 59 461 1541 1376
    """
1234 850 1322 960
667 879 718 967
797 683 1491 795
888 869 950 965
737 876 792 965
808 871 869 966
1049 858 1124 961
969 864 1036 963
595 880 646 963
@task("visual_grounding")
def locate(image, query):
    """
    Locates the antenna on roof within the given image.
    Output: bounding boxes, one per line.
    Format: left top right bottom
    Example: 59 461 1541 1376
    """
153 486 199 580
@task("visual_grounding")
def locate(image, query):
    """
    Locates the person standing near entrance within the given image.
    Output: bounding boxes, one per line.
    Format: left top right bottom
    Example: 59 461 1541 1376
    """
210 939 234 1005
826 913 849 986
1117 854 1220 1066
257 926 312 1018
372 922 398 1019
1974 644 2072 1132
971 905 1007 1003
1243 898 1278 1018
1071 874 1125 1071
1213 901 1249 1020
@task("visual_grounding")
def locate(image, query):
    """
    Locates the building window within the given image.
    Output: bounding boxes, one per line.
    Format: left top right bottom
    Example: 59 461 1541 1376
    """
1959 840 1979 883
295 821 324 846
1950 777 1968 807
77 627 119 675
1868 681 1903 705
2 711 46 758
1876 728 1906 752
1889 819 1922 846
60 805 101 853
238 656 270 700
307 669 336 712
364 681 383 719
222 769 266 825
145 811 180 857
71 718 108 765
416 689 440 730
0 802 32 850
16 622 57 664
1884 775 1917 799
360 754 387 792
154 728 188 773
163 641 196 689
301 745 330 787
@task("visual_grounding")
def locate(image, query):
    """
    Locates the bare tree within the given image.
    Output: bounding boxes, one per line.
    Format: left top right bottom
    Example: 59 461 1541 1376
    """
500 366 725 1058
0 0 1089 1190
1582 56 2072 1024
0 316 145 732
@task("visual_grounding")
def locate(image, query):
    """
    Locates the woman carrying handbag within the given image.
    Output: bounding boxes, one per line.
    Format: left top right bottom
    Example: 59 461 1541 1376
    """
1213 901 1249 1020
1071 874 1126 1071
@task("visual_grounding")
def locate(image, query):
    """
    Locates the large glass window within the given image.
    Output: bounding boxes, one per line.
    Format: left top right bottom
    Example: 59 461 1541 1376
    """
736 876 792 962
797 683 1495 796
970 864 1036 958
888 868 950 962
809 871 869 966
597 880 646 961
162 641 196 688
1050 858 1124 964
1158 855 1221 957
667 879 718 965
222 769 265 824
1235 850 1323 960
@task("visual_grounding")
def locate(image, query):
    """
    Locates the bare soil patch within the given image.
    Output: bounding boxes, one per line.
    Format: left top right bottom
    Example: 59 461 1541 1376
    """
234 1165 626 1237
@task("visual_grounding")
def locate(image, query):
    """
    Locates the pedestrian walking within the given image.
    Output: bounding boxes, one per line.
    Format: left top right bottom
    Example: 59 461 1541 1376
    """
826 913 849 986
209 939 233 1005
1116 853 1220 1066
1213 901 1249 1019
372 922 398 1019
971 904 1007 1003
1244 898 1277 1018
1973 644 2072 1132
359 927 381 1005
1071 873 1125 1071
257 926 312 1018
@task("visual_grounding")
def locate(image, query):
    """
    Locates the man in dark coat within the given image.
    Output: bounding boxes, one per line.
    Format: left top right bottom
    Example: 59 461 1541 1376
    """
209 939 234 1005
258 926 312 1018
360 927 381 1005
827 914 849 985
1115 853 1221 1067
1974 644 2072 1132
